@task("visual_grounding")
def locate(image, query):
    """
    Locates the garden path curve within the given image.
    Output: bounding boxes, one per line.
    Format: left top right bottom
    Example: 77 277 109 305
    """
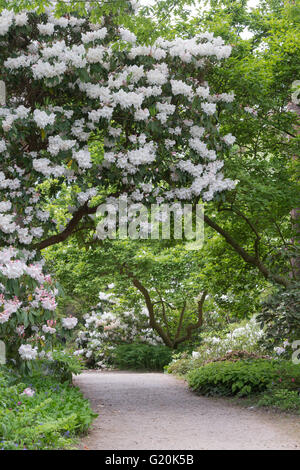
74 371 300 450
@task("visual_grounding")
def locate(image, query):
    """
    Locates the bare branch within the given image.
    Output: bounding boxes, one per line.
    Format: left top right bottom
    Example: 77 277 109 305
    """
174 291 207 347
123 269 173 348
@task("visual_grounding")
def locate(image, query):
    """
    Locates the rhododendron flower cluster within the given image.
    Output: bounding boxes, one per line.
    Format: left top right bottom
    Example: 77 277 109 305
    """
75 291 163 368
62 316 78 330
0 2 237 362
42 319 56 334
18 344 38 361
170 318 266 368
0 247 61 361
21 387 35 397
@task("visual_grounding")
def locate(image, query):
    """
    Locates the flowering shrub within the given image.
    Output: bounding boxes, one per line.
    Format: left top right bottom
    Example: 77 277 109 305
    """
74 291 163 368
0 2 237 362
0 247 59 363
167 317 300 411
0 251 78 368
195 318 265 358
167 318 265 374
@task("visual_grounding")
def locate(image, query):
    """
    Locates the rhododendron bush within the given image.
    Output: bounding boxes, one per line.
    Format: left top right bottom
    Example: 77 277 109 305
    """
0 247 57 360
166 318 268 376
0 1 237 363
0 247 78 365
75 290 163 368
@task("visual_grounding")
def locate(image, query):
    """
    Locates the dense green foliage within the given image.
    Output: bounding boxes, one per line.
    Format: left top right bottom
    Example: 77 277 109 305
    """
167 315 300 413
38 349 84 383
187 359 300 397
166 350 269 376
113 343 173 371
0 367 96 450
258 389 300 413
257 283 300 349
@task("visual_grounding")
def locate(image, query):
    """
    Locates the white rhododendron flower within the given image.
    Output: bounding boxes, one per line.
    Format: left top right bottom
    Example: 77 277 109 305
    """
62 316 78 330
75 290 164 368
18 344 38 360
223 133 236 145
33 110 56 128
170 318 266 367
201 102 217 115
274 346 285 356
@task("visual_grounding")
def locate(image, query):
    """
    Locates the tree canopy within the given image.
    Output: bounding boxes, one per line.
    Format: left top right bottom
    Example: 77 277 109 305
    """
0 0 299 360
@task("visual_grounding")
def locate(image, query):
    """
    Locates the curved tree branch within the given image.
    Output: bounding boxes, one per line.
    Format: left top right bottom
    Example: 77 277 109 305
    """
34 189 123 251
175 291 207 347
174 301 187 343
34 202 97 251
203 214 290 288
154 288 172 340
123 269 173 348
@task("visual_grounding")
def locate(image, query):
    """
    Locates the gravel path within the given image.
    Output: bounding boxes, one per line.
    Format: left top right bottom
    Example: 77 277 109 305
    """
74 371 300 450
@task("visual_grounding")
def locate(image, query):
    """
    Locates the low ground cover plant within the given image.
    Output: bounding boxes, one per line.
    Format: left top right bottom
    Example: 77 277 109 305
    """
258 389 300 412
187 359 300 397
0 367 96 450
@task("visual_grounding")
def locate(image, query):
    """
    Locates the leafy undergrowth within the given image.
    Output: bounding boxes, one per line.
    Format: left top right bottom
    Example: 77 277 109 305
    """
166 350 271 377
177 359 300 414
187 359 300 396
113 343 173 370
0 367 97 450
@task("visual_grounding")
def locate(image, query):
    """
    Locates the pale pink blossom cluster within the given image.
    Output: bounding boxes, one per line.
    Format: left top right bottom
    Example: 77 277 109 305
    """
34 286 57 311
18 344 38 361
21 387 35 396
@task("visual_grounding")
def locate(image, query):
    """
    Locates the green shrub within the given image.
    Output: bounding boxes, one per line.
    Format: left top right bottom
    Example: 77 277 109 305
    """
166 356 194 376
167 350 271 377
257 282 300 349
166 353 204 376
38 350 84 383
167 318 267 375
113 343 172 371
187 359 300 397
0 367 96 450
258 389 300 412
